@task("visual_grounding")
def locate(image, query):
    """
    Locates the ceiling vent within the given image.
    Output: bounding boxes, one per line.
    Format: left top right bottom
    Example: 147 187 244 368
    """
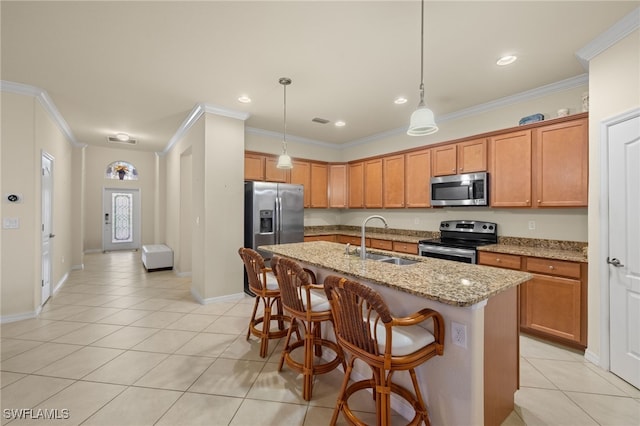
107 136 137 145
312 117 330 124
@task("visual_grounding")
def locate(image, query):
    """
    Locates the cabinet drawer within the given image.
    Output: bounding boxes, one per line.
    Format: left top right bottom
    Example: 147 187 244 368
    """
478 252 522 270
525 257 581 279
370 239 393 251
336 235 361 245
393 241 418 255
304 235 336 242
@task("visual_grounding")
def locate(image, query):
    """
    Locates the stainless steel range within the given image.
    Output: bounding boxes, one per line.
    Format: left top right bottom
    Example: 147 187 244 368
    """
418 220 497 264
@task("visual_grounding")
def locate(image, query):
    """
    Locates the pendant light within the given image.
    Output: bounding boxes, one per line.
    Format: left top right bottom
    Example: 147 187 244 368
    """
276 77 293 169
407 0 438 136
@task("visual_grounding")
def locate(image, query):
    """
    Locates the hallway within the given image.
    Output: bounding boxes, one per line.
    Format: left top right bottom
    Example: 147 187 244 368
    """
1 251 638 425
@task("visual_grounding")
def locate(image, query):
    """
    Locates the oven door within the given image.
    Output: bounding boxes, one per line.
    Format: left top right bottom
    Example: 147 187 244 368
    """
418 244 477 264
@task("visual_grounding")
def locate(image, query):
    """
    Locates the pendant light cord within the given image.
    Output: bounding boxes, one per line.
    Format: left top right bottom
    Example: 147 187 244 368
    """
419 0 425 107
283 82 287 150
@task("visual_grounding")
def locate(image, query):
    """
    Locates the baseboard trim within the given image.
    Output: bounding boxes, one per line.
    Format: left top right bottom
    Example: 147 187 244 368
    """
190 287 246 305
584 348 601 367
53 272 69 295
175 271 192 278
1 307 42 324
71 264 84 271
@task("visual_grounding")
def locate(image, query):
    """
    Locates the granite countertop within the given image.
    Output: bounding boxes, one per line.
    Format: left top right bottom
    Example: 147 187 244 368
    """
478 244 587 263
305 226 588 263
260 241 532 307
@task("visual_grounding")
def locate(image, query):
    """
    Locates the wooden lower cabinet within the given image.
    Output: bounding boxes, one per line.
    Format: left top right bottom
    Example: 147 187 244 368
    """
478 252 587 349
370 238 393 251
304 235 336 242
336 235 363 246
392 241 418 255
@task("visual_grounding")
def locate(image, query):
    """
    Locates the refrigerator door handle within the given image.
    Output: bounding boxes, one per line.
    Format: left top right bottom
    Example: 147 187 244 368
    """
275 196 281 244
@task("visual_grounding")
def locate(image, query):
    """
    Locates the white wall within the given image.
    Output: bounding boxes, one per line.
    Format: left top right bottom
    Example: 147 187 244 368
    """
1 91 75 319
83 146 158 251
586 29 640 363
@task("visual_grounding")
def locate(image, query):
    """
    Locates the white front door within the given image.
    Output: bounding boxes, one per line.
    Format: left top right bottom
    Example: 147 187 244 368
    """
103 188 141 252
41 152 54 306
607 110 640 388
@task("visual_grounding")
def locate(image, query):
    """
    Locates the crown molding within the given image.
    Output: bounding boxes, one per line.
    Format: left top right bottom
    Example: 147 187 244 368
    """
344 73 589 148
245 126 336 149
575 6 640 70
160 102 251 156
1 80 85 148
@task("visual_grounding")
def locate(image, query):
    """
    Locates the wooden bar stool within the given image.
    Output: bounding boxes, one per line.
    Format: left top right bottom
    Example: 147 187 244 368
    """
271 255 345 401
324 276 445 426
238 247 290 358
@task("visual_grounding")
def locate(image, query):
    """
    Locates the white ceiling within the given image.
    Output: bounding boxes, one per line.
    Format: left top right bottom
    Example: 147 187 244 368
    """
2 1 638 152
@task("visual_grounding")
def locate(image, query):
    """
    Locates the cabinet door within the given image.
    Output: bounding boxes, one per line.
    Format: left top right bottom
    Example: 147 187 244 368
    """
348 162 364 208
265 157 289 183
304 235 336 242
489 130 532 207
244 153 265 181
310 163 328 208
405 149 431 208
393 241 418 255
383 154 405 208
534 118 588 207
336 235 361 245
370 239 393 251
328 164 347 208
364 159 383 208
290 160 311 208
432 144 457 176
477 252 522 270
521 274 582 344
458 138 487 174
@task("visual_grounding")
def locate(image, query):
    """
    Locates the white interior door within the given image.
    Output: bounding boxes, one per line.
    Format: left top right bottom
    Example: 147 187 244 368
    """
608 111 640 389
103 188 141 251
41 152 54 305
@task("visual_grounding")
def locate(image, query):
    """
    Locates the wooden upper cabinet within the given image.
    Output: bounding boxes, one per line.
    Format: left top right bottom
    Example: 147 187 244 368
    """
383 154 405 208
244 153 265 181
364 158 383 208
432 139 487 176
265 157 290 183
329 164 348 208
405 149 431 208
458 138 488 174
310 163 328 208
432 145 457 176
533 118 588 207
290 160 311 208
489 130 532 207
348 162 365 208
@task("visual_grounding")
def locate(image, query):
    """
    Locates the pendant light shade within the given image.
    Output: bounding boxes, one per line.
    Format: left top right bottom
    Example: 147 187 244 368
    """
408 0 438 136
276 77 293 170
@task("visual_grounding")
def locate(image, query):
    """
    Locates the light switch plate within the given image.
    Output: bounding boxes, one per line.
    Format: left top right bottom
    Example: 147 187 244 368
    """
3 217 20 229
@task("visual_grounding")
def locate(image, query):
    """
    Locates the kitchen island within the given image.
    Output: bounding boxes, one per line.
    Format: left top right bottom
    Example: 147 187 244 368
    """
260 241 532 426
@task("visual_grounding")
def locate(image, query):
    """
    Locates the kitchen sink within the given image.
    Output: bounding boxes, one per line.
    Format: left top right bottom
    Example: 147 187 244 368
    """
378 257 418 266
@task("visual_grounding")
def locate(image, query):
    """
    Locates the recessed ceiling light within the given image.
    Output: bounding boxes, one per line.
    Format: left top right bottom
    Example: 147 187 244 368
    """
394 97 408 105
496 55 517 66
237 95 251 103
115 133 130 142
334 121 346 127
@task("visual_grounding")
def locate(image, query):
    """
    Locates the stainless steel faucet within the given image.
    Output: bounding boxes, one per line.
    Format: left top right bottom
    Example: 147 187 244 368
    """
361 215 388 260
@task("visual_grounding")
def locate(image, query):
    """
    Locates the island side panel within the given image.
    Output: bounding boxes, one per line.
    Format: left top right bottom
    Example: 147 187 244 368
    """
310 265 486 426
483 285 519 426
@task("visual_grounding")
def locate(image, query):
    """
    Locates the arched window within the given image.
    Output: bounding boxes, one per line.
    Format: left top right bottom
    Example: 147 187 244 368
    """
106 161 138 181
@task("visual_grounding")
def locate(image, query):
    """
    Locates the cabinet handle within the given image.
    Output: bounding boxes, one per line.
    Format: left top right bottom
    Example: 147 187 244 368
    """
526 200 530 203
496 258 501 262
538 200 541 203
459 168 463 171
549 265 554 270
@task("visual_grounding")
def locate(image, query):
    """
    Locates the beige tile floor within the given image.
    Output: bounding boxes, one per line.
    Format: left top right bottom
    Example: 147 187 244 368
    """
1 251 638 425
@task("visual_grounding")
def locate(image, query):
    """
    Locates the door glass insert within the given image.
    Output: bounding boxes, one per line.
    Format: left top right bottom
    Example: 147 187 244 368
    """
111 192 133 243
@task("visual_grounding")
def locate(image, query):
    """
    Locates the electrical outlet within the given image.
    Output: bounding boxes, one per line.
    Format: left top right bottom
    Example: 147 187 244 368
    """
414 217 420 225
451 321 467 348
528 220 536 230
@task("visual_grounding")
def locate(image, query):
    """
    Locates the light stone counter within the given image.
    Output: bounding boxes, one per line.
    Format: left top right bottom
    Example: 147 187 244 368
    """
479 244 588 263
261 241 532 307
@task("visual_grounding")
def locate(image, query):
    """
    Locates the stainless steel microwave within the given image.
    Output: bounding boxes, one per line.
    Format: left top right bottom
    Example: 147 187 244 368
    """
430 172 488 206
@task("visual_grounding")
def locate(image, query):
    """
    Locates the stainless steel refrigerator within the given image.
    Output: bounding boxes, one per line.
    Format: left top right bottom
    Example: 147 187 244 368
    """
244 181 304 294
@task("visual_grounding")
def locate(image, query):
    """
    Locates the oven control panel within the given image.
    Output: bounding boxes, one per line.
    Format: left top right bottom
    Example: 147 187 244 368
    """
439 220 496 234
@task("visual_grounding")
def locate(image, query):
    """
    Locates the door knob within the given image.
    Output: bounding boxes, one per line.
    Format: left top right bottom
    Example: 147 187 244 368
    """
606 257 624 267
49 233 55 238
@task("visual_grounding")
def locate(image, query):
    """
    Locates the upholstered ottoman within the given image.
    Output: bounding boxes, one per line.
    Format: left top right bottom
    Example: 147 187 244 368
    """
141 244 173 271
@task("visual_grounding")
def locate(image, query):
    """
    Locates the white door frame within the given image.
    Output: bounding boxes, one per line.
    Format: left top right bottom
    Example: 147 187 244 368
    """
598 107 640 371
41 151 54 306
102 187 141 252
